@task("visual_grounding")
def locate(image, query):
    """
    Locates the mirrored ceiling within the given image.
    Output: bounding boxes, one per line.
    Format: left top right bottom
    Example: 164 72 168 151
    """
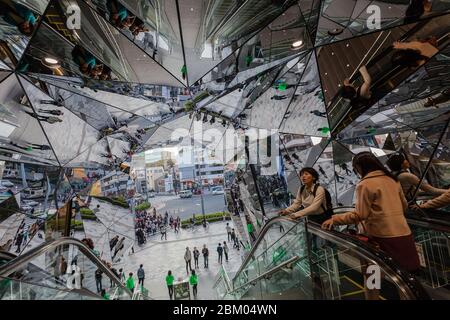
0 0 447 201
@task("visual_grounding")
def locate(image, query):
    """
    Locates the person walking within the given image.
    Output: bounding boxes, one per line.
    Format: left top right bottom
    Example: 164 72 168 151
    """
15 231 24 253
119 268 126 283
247 219 256 242
95 268 103 293
160 224 167 240
217 243 223 264
231 229 237 248
223 241 229 262
189 270 198 299
109 235 119 251
113 237 125 260
126 272 135 293
166 270 174 300
184 247 192 274
202 244 209 268
137 264 145 288
226 223 232 241
193 247 200 269
101 289 110 300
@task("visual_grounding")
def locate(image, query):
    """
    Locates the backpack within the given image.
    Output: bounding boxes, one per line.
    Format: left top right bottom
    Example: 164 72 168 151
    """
300 184 333 224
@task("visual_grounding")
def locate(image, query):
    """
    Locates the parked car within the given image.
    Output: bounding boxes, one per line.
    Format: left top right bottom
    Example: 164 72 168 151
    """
179 190 193 198
0 180 15 187
23 200 39 207
212 186 224 195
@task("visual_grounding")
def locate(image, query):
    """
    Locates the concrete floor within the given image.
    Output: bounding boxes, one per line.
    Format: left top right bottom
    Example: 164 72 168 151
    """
115 220 244 300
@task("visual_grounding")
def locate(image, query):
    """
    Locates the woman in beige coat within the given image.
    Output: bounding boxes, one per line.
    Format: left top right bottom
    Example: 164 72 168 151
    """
322 152 420 272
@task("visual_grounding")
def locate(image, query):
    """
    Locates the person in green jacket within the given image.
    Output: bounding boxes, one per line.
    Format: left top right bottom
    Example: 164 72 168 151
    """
126 272 135 293
166 270 174 300
246 217 256 242
189 270 198 299
101 289 110 300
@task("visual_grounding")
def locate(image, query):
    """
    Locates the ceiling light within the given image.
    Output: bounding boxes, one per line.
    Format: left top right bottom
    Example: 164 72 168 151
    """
324 72 328 76
45 57 58 64
346 43 349 47
190 7 194 11
42 57 61 69
346 64 350 67
331 52 334 55
292 40 303 48
338 84 341 87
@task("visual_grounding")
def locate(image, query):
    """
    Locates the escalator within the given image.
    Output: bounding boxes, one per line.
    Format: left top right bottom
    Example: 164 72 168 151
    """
328 14 450 133
214 216 430 300
405 212 450 298
0 237 134 300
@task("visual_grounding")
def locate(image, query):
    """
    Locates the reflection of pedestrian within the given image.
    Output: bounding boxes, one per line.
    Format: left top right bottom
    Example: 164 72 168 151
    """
310 110 327 118
340 163 351 175
160 224 167 240
340 66 372 111
109 235 119 251
318 165 326 176
112 237 125 260
0 1 37 36
271 95 288 100
217 243 223 264
25 111 62 124
15 232 24 253
95 268 103 293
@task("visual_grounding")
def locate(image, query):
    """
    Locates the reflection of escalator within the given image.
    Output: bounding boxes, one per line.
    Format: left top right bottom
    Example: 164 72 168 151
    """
215 217 430 300
0 237 133 300
329 15 450 133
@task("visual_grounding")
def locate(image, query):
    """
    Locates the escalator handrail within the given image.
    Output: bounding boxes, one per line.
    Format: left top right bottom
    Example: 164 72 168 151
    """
0 274 100 299
406 215 450 233
233 216 300 278
334 205 450 233
306 222 430 300
233 216 429 300
0 237 132 298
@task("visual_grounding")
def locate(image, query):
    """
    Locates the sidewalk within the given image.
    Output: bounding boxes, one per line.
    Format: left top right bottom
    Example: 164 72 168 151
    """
120 221 244 300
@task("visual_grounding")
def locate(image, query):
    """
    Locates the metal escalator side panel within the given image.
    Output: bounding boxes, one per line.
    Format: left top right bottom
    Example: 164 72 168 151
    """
0 237 132 299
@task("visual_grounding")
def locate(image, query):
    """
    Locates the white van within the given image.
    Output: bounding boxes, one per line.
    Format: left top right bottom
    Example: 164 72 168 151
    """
179 190 192 198
22 188 45 199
